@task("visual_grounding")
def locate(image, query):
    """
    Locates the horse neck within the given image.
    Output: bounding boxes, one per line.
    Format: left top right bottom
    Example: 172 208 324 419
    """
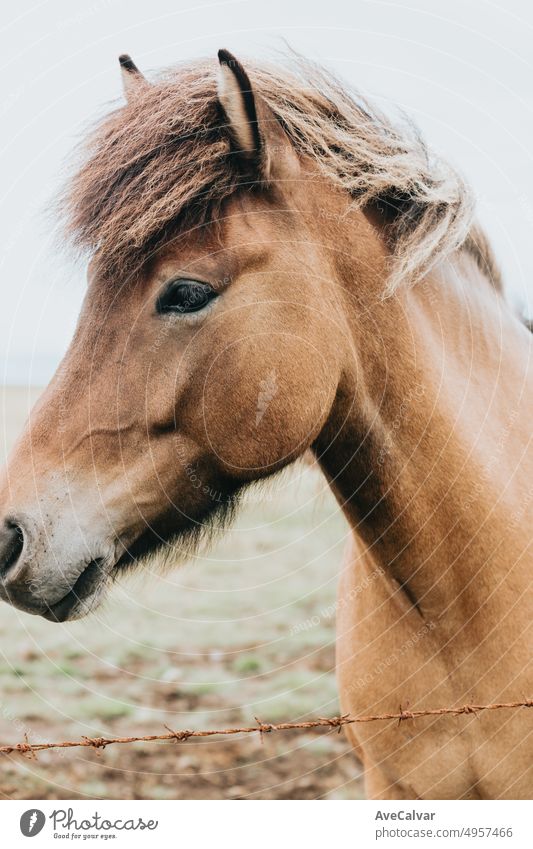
315 228 532 622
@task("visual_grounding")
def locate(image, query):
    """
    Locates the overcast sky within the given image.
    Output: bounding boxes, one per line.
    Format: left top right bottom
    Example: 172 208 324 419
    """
1 0 533 384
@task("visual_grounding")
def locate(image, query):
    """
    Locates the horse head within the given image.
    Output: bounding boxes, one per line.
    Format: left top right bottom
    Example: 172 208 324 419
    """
0 51 352 620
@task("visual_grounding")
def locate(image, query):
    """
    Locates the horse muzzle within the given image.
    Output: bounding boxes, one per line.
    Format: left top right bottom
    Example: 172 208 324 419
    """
0 514 115 622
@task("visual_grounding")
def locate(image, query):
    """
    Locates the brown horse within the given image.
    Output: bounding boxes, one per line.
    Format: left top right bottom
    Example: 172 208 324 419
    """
0 50 531 800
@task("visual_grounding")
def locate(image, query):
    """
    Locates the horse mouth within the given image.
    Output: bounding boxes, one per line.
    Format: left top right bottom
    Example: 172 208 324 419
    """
43 558 109 623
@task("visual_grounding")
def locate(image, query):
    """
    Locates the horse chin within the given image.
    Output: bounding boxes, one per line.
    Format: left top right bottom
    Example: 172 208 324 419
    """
42 558 112 623
114 494 241 577
39 494 242 622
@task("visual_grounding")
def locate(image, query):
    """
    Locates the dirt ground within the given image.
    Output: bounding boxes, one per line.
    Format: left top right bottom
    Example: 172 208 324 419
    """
0 386 364 799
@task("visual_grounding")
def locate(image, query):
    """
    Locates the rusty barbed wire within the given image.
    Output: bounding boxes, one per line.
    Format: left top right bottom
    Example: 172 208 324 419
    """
0 698 531 757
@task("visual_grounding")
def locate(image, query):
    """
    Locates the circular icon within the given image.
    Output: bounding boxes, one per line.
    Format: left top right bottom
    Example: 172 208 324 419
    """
20 810 46 837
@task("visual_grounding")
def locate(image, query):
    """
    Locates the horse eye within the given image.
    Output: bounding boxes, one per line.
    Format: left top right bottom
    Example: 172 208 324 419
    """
157 280 217 314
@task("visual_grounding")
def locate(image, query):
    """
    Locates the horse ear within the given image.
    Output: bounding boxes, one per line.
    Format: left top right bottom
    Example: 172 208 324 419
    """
119 54 149 100
216 49 297 181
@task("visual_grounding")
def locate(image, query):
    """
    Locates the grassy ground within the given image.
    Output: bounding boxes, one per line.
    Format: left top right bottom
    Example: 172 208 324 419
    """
0 386 363 799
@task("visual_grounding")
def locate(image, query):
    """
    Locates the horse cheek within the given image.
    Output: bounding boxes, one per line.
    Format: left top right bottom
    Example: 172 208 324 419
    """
200 350 336 478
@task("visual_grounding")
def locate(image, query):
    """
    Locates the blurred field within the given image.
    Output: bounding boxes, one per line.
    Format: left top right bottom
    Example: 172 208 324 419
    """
0 386 363 799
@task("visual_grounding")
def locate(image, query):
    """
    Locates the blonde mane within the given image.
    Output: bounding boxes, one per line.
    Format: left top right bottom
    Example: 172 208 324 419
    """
62 54 499 292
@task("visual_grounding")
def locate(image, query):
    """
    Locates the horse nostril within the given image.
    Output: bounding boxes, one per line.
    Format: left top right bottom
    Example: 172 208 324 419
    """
0 521 25 579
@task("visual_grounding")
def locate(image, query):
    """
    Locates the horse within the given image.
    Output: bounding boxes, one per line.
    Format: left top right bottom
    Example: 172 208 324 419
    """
0 49 531 800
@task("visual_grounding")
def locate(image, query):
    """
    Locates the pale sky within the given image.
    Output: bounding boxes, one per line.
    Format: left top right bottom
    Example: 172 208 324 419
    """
1 0 533 384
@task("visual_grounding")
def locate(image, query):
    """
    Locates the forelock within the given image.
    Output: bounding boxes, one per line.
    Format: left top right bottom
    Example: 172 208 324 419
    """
61 61 242 279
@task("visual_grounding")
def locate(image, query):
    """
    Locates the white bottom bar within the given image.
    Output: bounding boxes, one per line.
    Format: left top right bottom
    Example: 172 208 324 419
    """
3 799 532 848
